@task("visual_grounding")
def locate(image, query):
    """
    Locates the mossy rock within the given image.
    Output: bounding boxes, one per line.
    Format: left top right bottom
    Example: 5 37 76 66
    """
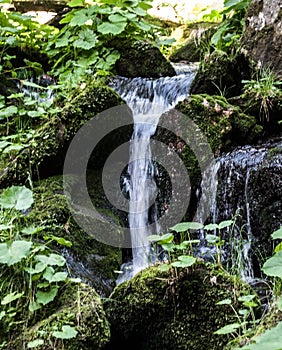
104 264 260 350
7 283 110 350
190 51 251 98
114 40 176 78
27 175 122 296
0 79 127 188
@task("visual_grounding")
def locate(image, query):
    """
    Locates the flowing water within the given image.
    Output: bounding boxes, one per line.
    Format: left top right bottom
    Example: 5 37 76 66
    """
109 64 282 284
109 63 198 282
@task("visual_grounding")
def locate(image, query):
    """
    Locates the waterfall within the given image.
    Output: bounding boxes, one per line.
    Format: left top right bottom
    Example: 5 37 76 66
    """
201 139 282 281
109 63 198 281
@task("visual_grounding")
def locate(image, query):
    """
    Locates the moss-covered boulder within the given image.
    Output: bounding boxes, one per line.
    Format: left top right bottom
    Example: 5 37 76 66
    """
174 94 263 153
27 175 123 296
0 79 129 188
114 40 176 78
7 283 110 350
190 51 251 98
104 264 260 350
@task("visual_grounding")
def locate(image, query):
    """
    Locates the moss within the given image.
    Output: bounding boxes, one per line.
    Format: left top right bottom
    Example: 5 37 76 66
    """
176 94 262 154
26 175 122 294
104 264 259 350
0 79 126 188
7 283 110 350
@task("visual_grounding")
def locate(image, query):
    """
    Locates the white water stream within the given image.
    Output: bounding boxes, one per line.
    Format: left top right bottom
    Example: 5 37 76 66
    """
109 64 198 281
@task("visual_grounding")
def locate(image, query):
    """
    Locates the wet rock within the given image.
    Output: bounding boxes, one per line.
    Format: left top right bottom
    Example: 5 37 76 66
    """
114 40 176 78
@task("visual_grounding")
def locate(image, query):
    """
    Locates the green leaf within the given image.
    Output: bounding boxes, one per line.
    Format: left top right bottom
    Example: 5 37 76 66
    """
238 321 282 349
0 105 18 119
206 234 219 244
21 226 45 235
159 263 171 272
25 262 47 274
97 21 127 35
238 294 256 303
68 0 84 7
73 29 98 49
1 291 23 305
0 224 14 230
262 250 282 278
3 144 26 153
171 255 196 268
36 286 58 305
218 220 234 229
214 323 241 335
43 235 72 247
170 222 203 233
43 267 67 282
0 185 33 210
52 325 78 339
27 339 44 348
109 14 127 22
204 223 219 231
274 242 282 253
35 253 66 267
271 227 282 240
0 240 33 266
148 233 174 244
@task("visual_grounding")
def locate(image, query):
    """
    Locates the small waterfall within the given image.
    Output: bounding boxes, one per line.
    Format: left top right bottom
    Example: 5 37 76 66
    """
200 139 282 281
109 63 198 281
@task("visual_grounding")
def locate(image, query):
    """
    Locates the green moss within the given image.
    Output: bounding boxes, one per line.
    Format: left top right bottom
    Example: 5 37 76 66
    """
26 175 122 288
0 79 125 188
8 283 110 350
104 264 259 350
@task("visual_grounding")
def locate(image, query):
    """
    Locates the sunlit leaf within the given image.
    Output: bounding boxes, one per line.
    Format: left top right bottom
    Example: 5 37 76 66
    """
271 227 282 240
0 240 32 266
1 291 23 305
262 250 282 278
214 323 241 335
27 339 44 348
52 325 78 339
36 286 58 305
97 21 127 35
0 185 33 210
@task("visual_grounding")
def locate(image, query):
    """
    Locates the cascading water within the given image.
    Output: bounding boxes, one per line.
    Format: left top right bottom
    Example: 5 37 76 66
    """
197 138 282 282
109 63 198 282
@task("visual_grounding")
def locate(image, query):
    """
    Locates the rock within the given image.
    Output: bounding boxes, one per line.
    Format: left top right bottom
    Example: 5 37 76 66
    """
115 40 176 78
241 0 282 76
104 264 260 350
190 51 251 98
27 175 123 297
0 79 131 187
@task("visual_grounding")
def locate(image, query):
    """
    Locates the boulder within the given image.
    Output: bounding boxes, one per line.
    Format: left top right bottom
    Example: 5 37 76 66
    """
104 264 260 350
114 40 176 78
241 0 282 76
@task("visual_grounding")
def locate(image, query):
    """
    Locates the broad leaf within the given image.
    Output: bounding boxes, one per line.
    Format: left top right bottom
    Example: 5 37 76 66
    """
27 339 44 348
204 223 219 231
0 185 33 210
52 325 78 339
0 240 33 266
1 291 23 305
170 222 203 233
214 323 241 335
171 255 196 268
218 220 234 229
97 21 127 35
36 286 58 305
238 321 282 349
35 253 66 267
262 250 282 278
271 227 282 240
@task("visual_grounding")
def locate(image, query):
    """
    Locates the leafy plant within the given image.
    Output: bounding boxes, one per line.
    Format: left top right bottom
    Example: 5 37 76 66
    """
46 0 156 88
215 294 259 337
202 0 251 53
0 185 75 341
242 66 282 123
